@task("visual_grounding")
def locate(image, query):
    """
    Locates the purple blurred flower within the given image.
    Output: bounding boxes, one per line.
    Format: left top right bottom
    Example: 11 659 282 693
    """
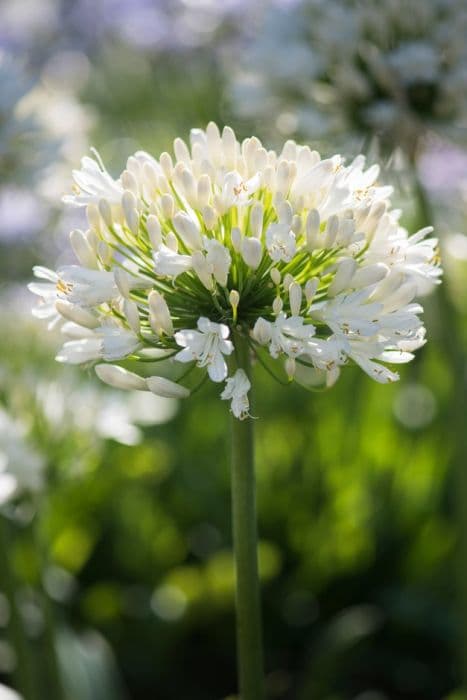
418 141 467 194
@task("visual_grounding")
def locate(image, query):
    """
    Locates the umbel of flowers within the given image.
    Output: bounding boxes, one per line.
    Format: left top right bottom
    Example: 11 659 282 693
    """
30 123 441 419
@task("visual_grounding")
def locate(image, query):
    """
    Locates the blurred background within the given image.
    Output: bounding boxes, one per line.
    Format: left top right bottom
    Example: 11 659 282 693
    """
1 1 467 698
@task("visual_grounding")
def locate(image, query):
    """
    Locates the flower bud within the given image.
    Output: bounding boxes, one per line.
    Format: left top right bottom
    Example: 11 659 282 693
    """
160 193 175 220
250 201 263 239
273 296 283 315
55 300 100 329
202 205 217 230
97 241 112 265
324 215 339 248
181 168 197 206
305 278 319 304
159 151 173 179
241 237 262 270
229 289 240 321
146 376 190 398
70 229 97 269
86 203 101 233
252 317 271 345
114 268 130 298
165 231 178 251
123 299 140 334
328 258 357 296
173 137 190 164
351 263 389 289
306 209 321 251
285 357 296 379
146 215 162 249
121 170 138 194
231 227 242 252
173 211 203 251
283 273 294 290
289 282 302 316
197 174 211 208
98 198 112 227
270 268 281 285
95 364 147 391
148 290 174 336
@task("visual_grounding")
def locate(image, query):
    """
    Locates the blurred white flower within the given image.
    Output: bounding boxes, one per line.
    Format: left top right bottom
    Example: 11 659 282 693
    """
229 0 467 153
0 410 45 506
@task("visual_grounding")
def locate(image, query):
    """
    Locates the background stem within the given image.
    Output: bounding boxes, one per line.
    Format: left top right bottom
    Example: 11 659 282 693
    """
230 332 265 700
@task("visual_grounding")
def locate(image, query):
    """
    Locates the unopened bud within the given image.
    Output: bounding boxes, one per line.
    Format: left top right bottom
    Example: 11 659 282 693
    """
231 227 242 252
289 282 302 316
305 278 319 304
146 215 162 249
70 229 97 268
55 300 99 329
95 364 147 391
285 357 296 380
270 268 281 286
146 376 190 399
114 268 130 298
306 209 321 251
273 296 283 315
250 202 263 239
98 198 112 227
252 317 271 345
123 299 140 334
241 238 262 270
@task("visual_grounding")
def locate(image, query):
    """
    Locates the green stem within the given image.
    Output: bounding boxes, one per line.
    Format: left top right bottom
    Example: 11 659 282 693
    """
0 514 36 700
230 333 265 700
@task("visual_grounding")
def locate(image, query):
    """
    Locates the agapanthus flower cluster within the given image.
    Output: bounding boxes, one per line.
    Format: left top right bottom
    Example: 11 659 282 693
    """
230 0 467 154
30 123 441 419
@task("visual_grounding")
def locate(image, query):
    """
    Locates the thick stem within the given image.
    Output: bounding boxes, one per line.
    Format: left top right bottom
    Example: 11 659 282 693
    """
0 514 36 700
230 333 264 700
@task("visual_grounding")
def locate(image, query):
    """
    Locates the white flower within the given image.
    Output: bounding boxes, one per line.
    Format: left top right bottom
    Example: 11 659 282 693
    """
56 325 141 364
221 369 251 419
310 290 383 337
266 223 297 263
29 265 120 311
229 0 467 152
256 313 316 358
204 238 231 287
0 410 44 506
174 317 234 382
215 171 261 214
63 150 124 207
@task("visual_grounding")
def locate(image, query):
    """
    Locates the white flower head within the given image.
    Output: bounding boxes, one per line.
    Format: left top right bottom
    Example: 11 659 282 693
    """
30 123 441 417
